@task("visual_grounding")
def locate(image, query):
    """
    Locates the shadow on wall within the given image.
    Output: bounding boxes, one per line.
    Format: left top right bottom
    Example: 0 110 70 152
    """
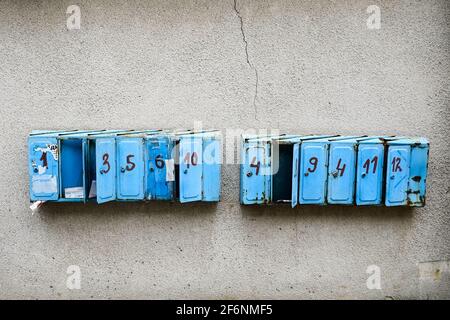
37 201 219 219
240 203 416 221
36 199 415 222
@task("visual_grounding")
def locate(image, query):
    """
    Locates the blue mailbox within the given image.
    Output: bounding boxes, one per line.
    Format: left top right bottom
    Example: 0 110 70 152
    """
272 135 338 207
327 136 367 205
240 134 274 205
299 137 335 205
145 133 175 201
240 134 336 206
87 130 135 204
116 130 161 201
355 137 387 206
385 137 429 207
29 130 78 201
173 130 221 203
28 129 117 202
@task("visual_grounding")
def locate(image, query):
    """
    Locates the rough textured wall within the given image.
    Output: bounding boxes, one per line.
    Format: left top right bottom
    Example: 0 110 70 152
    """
0 0 449 299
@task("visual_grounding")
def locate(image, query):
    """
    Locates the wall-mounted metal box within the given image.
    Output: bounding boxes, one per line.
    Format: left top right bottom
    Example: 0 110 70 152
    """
29 130 117 202
28 129 221 204
327 136 367 205
240 134 336 206
355 137 387 206
240 133 429 207
385 137 429 207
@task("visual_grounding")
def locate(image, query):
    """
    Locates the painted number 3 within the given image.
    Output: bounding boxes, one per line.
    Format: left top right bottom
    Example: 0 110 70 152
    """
101 153 110 174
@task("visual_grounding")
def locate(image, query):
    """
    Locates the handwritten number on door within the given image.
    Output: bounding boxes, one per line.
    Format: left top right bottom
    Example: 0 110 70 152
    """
363 156 378 174
336 158 346 176
184 152 198 169
126 155 136 171
101 153 110 174
391 156 402 172
250 156 260 176
155 155 165 169
40 152 48 169
307 157 318 173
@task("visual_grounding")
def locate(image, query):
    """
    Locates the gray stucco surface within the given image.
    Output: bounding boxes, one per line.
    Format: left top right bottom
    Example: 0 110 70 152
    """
0 0 449 299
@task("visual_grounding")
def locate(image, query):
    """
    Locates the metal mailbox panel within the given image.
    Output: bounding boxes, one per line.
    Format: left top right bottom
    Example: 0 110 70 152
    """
28 137 59 201
95 137 116 203
407 144 429 206
299 143 328 204
202 136 221 201
327 143 356 204
117 138 145 200
146 136 174 200
385 145 411 206
291 143 300 207
179 136 203 203
241 140 270 204
356 144 384 205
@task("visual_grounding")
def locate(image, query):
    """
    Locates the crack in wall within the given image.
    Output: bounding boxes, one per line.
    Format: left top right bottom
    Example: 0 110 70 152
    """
233 0 259 120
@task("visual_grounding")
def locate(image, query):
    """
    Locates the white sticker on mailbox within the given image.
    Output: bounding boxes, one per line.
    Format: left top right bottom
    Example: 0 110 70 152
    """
165 159 175 182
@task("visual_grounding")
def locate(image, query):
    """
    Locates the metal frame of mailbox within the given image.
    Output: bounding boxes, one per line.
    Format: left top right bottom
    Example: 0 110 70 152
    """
384 137 429 207
172 130 222 203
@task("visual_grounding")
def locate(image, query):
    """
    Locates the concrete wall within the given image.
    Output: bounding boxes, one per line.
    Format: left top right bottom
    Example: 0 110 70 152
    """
0 0 449 299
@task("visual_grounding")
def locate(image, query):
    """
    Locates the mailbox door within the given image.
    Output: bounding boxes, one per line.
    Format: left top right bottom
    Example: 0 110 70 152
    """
299 143 328 204
407 144 429 206
179 136 203 203
28 137 59 201
95 138 116 203
291 143 300 207
146 136 174 200
327 143 356 204
202 137 221 201
385 145 411 206
241 141 270 204
117 138 145 200
356 144 384 205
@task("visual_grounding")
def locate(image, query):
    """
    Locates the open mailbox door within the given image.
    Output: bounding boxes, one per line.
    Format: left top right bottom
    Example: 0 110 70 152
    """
28 134 61 201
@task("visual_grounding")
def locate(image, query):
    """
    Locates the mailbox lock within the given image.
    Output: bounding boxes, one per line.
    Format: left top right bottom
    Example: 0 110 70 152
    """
120 167 126 173
331 171 338 178
304 172 309 177
361 173 366 178
149 168 154 172
247 172 253 177
33 168 38 173
390 175 395 180
184 169 188 174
